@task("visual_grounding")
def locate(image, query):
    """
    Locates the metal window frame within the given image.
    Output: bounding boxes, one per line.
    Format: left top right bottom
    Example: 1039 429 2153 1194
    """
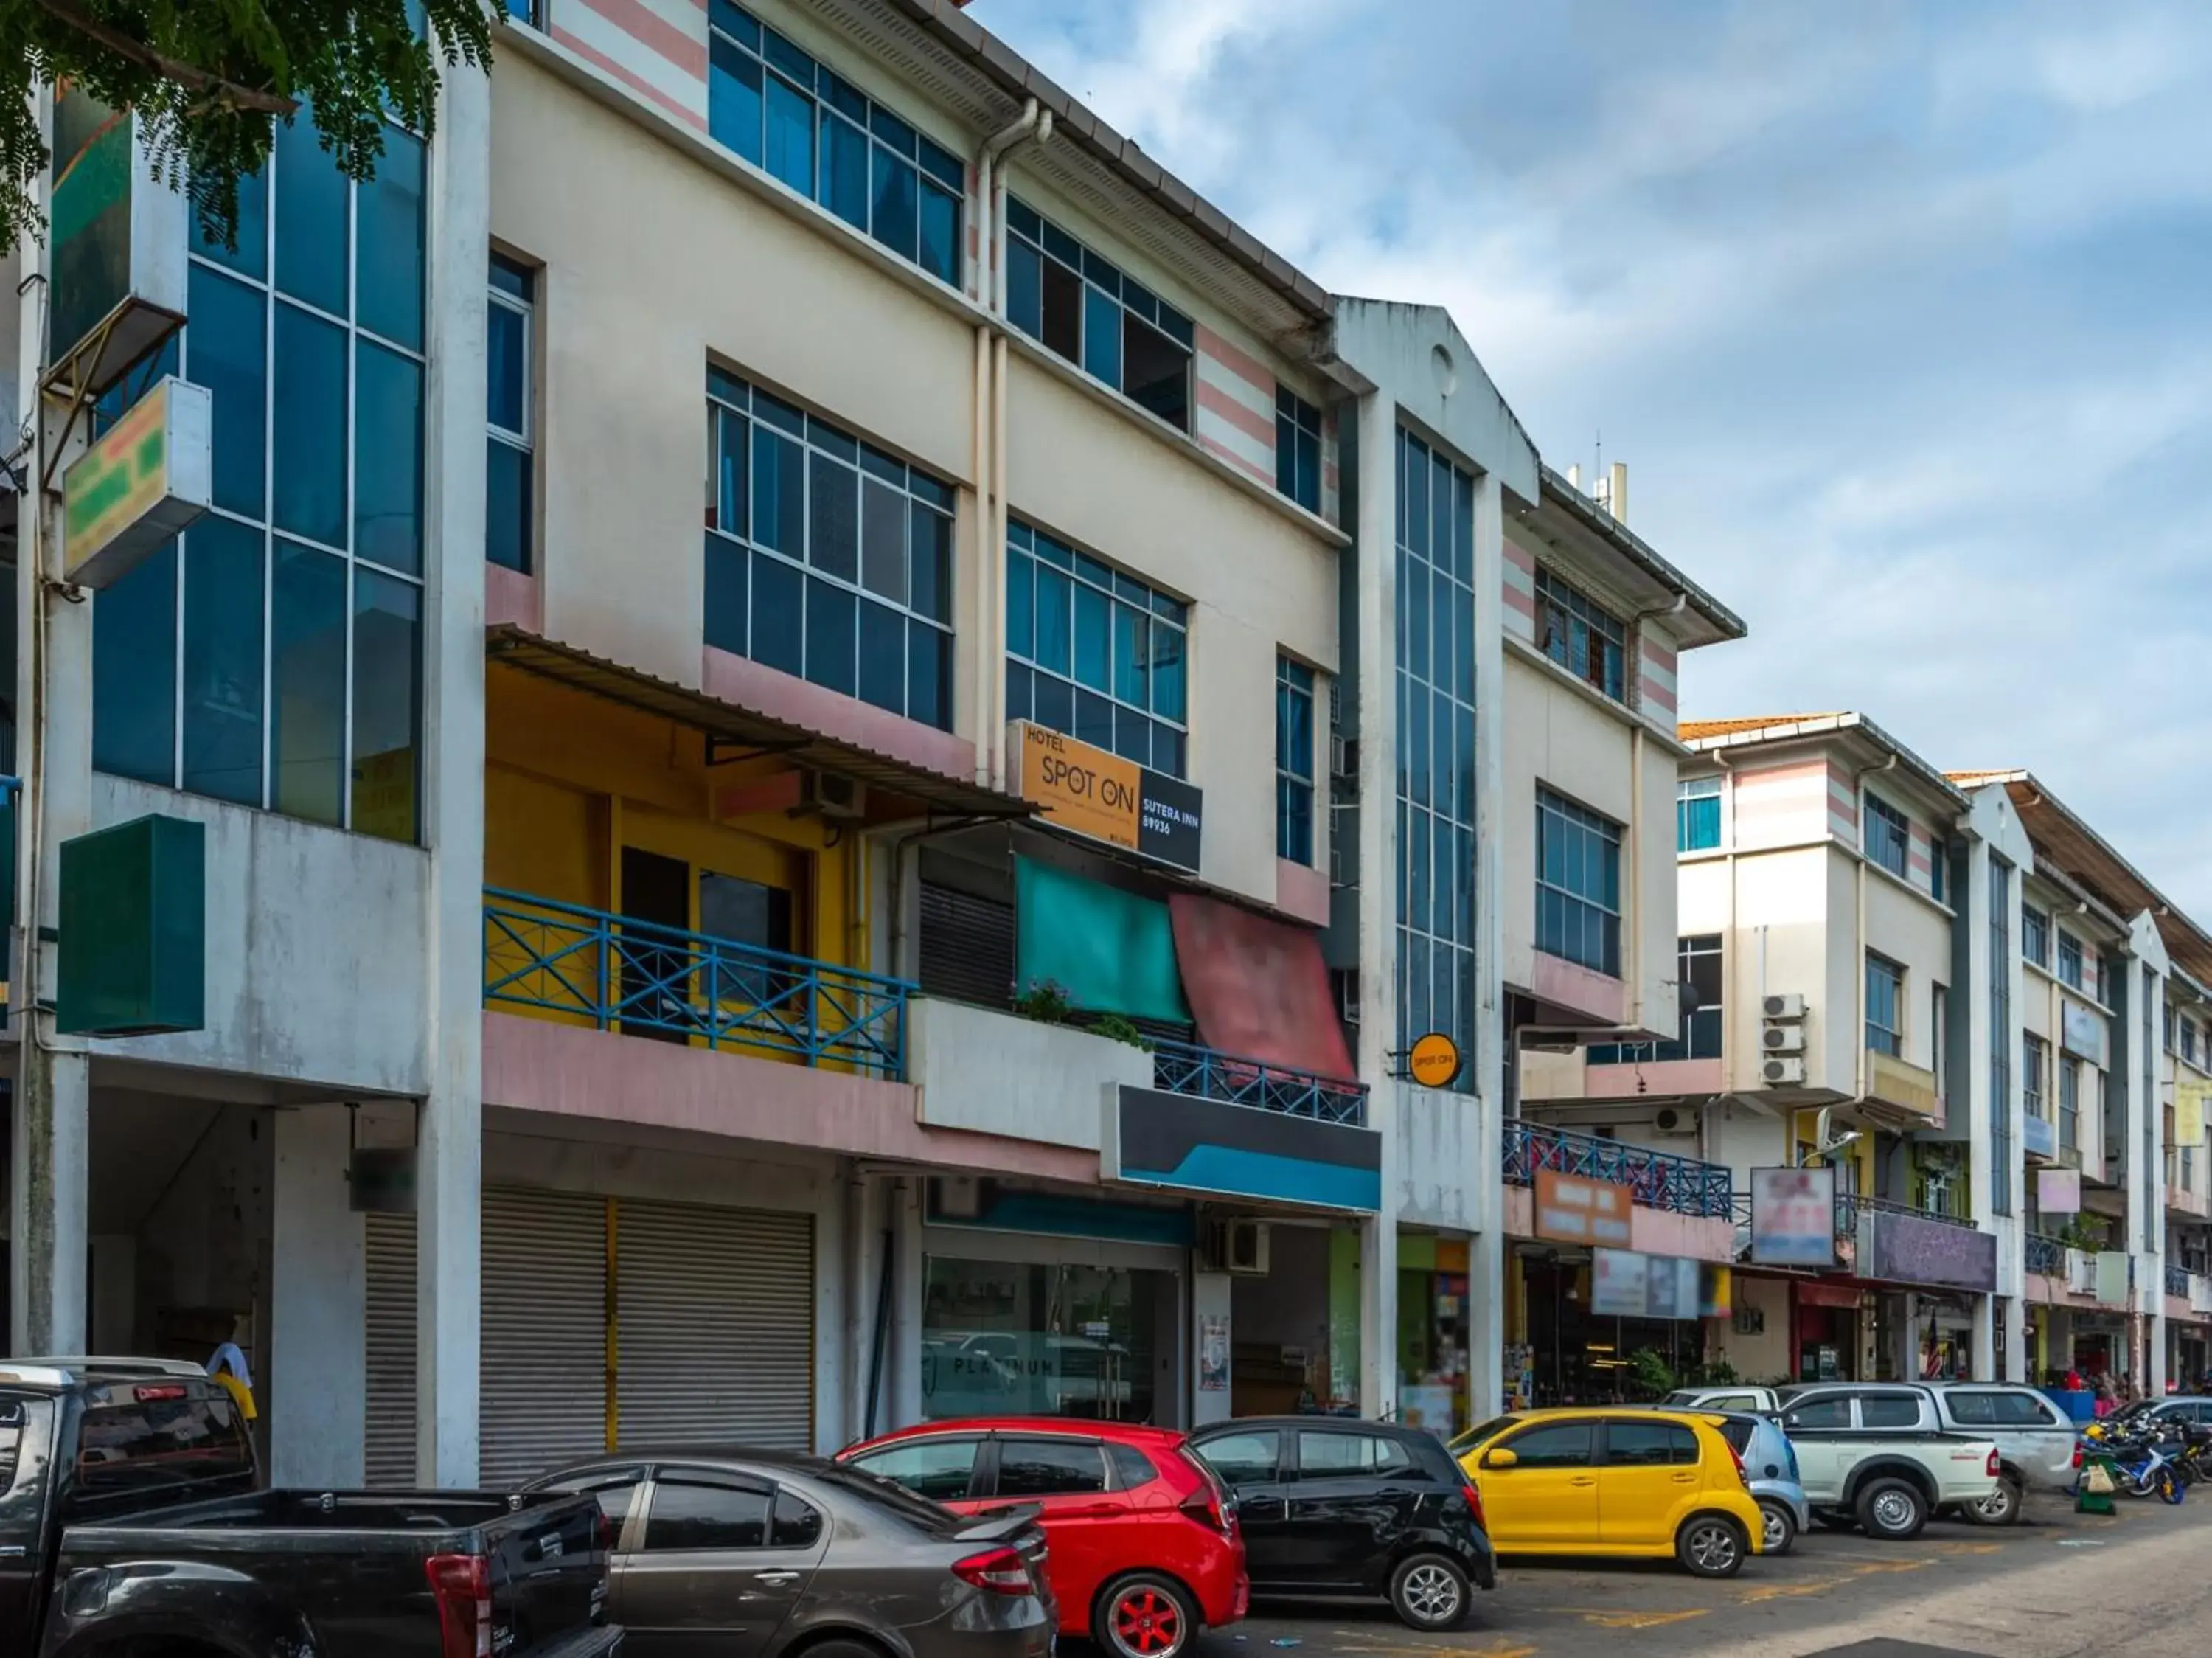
486 268 533 448
1535 786 1623 975
1531 565 1627 701
1275 656 1315 866
1005 195 1194 424
1864 949 1907 1057
1863 792 1910 879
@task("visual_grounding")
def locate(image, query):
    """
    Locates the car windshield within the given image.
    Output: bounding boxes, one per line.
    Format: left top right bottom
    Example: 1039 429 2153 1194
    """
1447 1414 1521 1454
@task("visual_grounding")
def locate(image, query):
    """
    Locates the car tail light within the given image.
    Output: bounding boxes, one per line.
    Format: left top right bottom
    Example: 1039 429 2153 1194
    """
135 1384 187 1401
425 1553 492 1658
1987 1449 2002 1478
1725 1440 1750 1486
953 1546 1034 1595
2073 1444 2084 1469
1180 1490 1236 1535
1460 1478 1486 1530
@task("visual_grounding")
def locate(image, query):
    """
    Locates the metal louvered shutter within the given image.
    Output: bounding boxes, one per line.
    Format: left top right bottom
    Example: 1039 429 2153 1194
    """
481 1187 609 1488
919 881 1015 1007
364 1211 418 1488
616 1199 814 1451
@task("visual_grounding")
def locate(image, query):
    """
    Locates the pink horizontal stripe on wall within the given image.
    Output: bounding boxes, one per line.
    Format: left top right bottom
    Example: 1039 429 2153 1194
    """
1504 539 1537 574
573 0 709 79
554 25 709 129
1196 378 1275 447
1194 322 1275 400
1503 583 1537 617
1641 678 1677 713
1200 434 1272 485
1641 639 1677 673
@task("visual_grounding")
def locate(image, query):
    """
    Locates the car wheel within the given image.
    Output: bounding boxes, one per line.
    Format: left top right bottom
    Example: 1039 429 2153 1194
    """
1676 1514 1747 1578
1388 1553 1472 1631
1857 1477 1927 1541
1095 1573 1198 1658
1756 1497 1797 1556
1964 1476 2022 1527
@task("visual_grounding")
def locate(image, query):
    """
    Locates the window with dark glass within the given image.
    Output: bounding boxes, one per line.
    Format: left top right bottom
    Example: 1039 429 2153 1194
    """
94 113 425 843
1601 1420 1698 1466
705 364 954 728
641 1477 772 1552
2059 1054 2081 1152
1395 427 1479 1089
1494 1421 1591 1468
2056 930 2084 991
2023 902 2050 968
995 1438 1107 1498
1865 951 1905 1058
2024 1033 2048 1121
1194 1429 1277 1486
487 252 534 572
1533 567 1627 701
1005 196 1194 431
1004 519 1187 775
1277 656 1315 864
1536 788 1621 976
706 0 962 285
1276 386 1321 512
1590 934 1722 1064
1864 793 1910 880
1677 775 1720 851
849 1437 980 1502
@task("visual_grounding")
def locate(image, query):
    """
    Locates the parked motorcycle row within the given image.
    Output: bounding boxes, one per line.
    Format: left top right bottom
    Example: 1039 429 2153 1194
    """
2078 1396 2212 1502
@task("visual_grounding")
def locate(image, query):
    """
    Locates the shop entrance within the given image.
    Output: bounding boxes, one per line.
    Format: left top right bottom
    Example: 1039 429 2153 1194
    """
922 1258 1177 1423
1523 1256 1704 1404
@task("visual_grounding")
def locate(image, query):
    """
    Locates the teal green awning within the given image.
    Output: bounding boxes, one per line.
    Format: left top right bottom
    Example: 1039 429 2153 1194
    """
1015 857 1189 1024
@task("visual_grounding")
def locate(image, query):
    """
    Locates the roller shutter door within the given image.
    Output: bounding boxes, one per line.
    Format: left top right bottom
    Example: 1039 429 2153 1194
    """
364 1211 418 1488
481 1187 610 1488
616 1199 814 1450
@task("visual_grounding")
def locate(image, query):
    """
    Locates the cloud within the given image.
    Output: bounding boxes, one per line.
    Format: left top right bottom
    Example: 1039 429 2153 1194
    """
970 0 2212 917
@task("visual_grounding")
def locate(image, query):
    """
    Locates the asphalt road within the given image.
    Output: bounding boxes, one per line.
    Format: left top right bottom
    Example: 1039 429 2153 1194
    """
1197 1492 2212 1658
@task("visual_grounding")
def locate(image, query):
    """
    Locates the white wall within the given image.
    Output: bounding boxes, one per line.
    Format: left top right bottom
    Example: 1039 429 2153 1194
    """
909 996 1150 1151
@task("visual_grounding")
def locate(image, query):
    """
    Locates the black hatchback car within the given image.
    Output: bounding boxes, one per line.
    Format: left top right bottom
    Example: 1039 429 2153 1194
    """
1185 1418 1495 1631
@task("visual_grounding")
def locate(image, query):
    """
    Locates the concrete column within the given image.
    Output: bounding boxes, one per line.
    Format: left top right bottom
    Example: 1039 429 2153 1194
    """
10 86 92 1360
1358 1213 1397 1417
415 53 493 1486
1971 1294 1996 1381
271 1107 366 1486
1468 470 1508 1419
1190 1271 1232 1428
890 1178 925 1429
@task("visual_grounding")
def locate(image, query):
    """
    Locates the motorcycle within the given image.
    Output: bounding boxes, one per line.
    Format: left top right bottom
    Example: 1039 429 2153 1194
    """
2084 1424 2187 1503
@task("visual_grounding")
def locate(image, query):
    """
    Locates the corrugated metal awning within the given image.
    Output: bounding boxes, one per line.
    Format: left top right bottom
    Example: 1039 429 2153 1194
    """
486 625 1035 821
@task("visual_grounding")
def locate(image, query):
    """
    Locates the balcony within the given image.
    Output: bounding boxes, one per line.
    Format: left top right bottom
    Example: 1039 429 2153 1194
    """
483 888 911 1075
2168 1263 2192 1299
2026 1233 2065 1277
1502 1121 1735 1219
1151 1037 1367 1125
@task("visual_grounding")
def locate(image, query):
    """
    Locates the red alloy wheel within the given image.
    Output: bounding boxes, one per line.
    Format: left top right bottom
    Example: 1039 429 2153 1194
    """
1113 1586 1183 1657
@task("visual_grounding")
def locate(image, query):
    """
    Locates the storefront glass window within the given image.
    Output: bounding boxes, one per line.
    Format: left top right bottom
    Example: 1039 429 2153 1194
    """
922 1257 1166 1423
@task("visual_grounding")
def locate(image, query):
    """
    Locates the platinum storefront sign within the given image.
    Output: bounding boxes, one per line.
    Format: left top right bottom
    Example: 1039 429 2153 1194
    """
1862 1208 1998 1292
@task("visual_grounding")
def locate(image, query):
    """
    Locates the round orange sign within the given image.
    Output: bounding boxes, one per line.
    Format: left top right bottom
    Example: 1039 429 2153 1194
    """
1408 1031 1462 1089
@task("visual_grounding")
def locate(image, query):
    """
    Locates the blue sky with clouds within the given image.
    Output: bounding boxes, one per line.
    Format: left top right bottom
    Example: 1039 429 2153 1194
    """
970 0 2212 915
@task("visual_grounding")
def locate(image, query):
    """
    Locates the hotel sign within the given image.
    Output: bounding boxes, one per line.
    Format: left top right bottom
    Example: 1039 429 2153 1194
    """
1012 721 1203 872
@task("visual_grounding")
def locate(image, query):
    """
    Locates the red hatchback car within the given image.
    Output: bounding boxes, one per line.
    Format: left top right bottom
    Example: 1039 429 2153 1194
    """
842 1419 1247 1658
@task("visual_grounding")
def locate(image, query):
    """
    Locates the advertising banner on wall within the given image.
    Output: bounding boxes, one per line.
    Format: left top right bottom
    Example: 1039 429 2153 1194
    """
1012 721 1204 871
1590 1249 1731 1320
1750 1165 1836 1267
2037 1168 2082 1214
1533 1168 1632 1247
2061 1002 2107 1065
1864 1208 1999 1292
2178 1083 2210 1148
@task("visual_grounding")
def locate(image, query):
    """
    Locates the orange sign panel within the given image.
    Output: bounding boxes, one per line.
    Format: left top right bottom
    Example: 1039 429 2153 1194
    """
1408 1031 1463 1089
1015 721 1141 850
1532 1168 1633 1248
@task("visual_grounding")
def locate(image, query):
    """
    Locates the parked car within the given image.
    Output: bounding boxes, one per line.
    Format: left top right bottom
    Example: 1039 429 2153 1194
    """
1183 1417 1494 1631
841 1418 1245 1658
2 1356 622 1658
1772 1384 2001 1539
1659 1385 1784 1415
1708 1412 1809 1556
1452 1409 1764 1578
526 1450 1056 1658
1915 1382 2079 1522
2084 1394 2212 1440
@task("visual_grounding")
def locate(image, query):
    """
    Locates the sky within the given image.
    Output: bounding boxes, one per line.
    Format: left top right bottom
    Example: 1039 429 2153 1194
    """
969 0 2212 918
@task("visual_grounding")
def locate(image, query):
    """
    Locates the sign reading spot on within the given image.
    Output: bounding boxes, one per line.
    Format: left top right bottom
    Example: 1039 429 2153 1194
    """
1012 721 1204 873
1408 1030 1462 1088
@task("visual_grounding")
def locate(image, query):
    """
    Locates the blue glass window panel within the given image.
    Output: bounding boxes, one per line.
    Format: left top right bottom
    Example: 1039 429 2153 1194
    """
1402 443 1429 556
1679 792 1721 852
1006 198 1041 242
1454 592 1475 703
1040 218 1082 270
821 69 868 123
1005 550 1034 659
1433 568 1453 684
714 406 747 535
352 567 422 843
1073 551 1113 590
868 104 917 157
765 74 815 196
181 516 265 806
486 297 527 434
751 554 804 677
1431 453 1453 566
919 181 959 285
357 128 425 350
821 111 869 229
271 304 349 548
919 136 961 189
487 437 531 573
1006 237 1043 337
355 341 423 575
1004 660 1032 724
1113 708 1150 768
911 504 950 623
808 451 858 582
1455 707 1476 820
860 444 905 488
1408 688 1430 808
705 538 748 655
274 114 349 314
1453 471 1475 584
1151 628 1186 721
1084 285 1121 387
1033 673 1074 738
1074 689 1113 752
1034 564 1072 675
710 0 759 52
1153 725 1185 779
909 622 949 730
92 539 177 784
196 164 266 278
1073 581 1110 691
707 363 748 407
490 254 532 301
1282 684 1312 779
860 477 907 603
1033 531 1072 570
270 538 347 825
807 413 857 461
1404 566 1429 680
858 599 905 713
752 426 804 553
804 577 856 696
1113 606 1145 707
187 265 267 518
870 150 919 263
762 27 814 86
709 35 765 165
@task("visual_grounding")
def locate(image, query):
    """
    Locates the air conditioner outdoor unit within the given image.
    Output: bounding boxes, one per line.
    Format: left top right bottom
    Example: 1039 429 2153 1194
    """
1207 1219 1270 1276
1761 1055 1806 1086
1763 993 1806 1021
1330 735 1360 780
1761 1025 1806 1055
801 771 867 819
1652 1107 1696 1137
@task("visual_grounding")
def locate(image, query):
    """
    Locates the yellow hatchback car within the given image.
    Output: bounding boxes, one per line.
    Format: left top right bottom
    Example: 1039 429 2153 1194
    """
1453 1409 1764 1578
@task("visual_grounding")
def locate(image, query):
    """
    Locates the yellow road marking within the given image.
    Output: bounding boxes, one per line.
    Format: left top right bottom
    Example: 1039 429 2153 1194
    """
1929 1541 2003 1555
1737 1578 1848 1603
1575 1609 1710 1630
1849 1559 1933 1575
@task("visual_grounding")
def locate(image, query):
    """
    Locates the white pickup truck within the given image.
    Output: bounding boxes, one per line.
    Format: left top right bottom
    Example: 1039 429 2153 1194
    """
1770 1384 2003 1539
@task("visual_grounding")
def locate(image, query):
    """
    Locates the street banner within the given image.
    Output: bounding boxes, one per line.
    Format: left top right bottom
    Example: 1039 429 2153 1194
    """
1750 1165 1835 1266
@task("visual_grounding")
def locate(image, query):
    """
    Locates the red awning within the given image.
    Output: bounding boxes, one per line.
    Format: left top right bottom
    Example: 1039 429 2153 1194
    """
1794 1280 1865 1309
1167 893 1354 1082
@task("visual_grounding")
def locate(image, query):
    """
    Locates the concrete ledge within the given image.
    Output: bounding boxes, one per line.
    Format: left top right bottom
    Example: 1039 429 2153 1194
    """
910 996 1151 1152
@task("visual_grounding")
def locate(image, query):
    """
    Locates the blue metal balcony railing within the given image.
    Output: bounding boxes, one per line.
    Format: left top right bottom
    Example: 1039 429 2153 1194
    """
2025 1234 2064 1277
1833 1191 1979 1237
1150 1037 1367 1126
2168 1263 2192 1298
1503 1120 1735 1219
483 888 913 1075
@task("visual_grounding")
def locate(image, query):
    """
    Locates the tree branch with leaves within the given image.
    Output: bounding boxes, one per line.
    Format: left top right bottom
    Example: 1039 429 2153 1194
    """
0 0 501 252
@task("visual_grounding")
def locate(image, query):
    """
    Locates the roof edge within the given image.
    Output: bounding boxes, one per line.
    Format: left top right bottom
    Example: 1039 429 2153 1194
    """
1534 464 1747 645
1683 712 1966 807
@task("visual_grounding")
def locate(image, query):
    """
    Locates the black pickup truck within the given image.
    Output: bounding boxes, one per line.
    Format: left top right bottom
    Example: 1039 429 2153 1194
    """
1 1356 626 1658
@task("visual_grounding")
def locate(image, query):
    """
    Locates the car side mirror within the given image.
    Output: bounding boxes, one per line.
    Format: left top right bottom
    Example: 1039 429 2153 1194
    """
1481 1448 1518 1471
